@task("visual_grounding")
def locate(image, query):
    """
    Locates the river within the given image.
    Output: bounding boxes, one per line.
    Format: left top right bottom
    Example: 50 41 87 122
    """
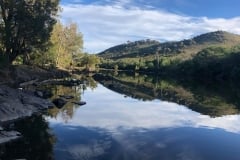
1 73 240 160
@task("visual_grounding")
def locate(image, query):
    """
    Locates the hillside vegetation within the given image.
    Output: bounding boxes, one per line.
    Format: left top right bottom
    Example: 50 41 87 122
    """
99 39 160 59
98 31 240 82
99 31 240 61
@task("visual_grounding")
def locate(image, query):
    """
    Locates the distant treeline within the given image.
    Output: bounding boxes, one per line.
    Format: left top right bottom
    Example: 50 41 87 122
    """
99 45 240 83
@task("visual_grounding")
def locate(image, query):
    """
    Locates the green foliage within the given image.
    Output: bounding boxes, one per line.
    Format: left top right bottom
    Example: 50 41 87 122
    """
176 45 240 81
98 31 240 79
114 64 118 71
194 47 231 60
12 55 23 65
145 61 154 69
0 0 59 65
99 40 160 59
78 54 100 71
33 21 84 69
99 44 240 82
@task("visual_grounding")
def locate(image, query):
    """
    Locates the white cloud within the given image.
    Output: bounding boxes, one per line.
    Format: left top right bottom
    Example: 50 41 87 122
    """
60 3 240 53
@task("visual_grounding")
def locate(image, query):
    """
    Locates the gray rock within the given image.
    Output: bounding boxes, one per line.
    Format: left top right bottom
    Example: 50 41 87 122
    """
0 88 7 96
0 85 54 144
0 131 21 144
0 85 54 123
35 90 44 98
72 101 86 106
35 90 53 99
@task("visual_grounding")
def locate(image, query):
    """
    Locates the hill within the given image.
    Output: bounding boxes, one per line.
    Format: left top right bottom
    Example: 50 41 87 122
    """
98 31 240 82
98 31 240 61
98 39 160 59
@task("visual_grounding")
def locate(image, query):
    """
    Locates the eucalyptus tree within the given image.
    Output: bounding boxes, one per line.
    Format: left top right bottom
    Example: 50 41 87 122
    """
0 0 59 65
50 22 83 69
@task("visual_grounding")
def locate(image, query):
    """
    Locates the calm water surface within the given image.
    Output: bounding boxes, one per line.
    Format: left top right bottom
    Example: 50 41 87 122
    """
2 74 240 160
46 83 240 160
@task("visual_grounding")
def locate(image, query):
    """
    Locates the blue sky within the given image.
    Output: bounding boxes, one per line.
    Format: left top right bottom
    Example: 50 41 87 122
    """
60 0 240 53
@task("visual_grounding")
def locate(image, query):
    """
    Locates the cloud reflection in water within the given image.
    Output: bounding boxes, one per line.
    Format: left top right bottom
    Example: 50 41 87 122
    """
47 84 240 134
47 84 240 160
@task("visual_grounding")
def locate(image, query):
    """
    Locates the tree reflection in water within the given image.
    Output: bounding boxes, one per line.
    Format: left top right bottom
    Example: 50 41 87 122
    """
0 115 55 160
47 76 98 123
0 76 98 159
94 71 240 117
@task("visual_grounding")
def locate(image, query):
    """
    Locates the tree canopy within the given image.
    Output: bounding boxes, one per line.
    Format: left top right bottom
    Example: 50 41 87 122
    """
49 22 83 69
0 0 59 65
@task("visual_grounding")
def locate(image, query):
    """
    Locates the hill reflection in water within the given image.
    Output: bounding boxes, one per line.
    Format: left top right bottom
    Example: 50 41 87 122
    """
46 74 240 160
3 73 240 160
94 72 240 117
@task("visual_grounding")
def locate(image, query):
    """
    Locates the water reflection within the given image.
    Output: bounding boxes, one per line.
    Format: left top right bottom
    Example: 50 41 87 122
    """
94 72 240 117
52 125 240 160
47 81 240 160
47 85 83 122
3 73 240 160
47 76 97 123
0 115 55 160
48 85 240 134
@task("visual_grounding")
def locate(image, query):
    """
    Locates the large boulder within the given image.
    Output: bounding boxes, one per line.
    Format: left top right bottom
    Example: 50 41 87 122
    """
0 85 54 123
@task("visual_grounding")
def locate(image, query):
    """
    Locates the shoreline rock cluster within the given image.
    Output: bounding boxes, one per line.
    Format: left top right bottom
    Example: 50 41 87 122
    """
0 85 54 145
0 65 87 145
0 65 70 145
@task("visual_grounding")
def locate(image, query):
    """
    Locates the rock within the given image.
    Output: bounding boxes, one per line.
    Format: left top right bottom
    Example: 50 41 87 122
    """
0 88 7 96
0 85 54 123
0 131 21 144
35 90 44 98
19 79 39 87
52 98 67 108
59 95 74 99
0 85 55 145
72 101 86 106
34 90 53 99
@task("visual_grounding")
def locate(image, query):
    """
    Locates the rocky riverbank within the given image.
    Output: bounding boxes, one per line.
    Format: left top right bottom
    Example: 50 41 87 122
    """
0 85 54 144
0 65 71 145
0 65 70 86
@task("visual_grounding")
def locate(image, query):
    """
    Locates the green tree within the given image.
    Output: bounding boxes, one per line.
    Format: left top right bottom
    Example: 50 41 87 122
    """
0 0 59 65
49 22 83 69
79 54 100 71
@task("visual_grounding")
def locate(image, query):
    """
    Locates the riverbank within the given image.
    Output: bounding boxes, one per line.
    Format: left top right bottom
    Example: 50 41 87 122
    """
0 65 71 145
